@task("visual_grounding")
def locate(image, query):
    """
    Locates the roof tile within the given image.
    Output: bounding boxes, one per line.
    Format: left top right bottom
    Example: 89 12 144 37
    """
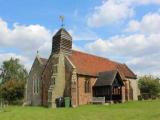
68 50 137 79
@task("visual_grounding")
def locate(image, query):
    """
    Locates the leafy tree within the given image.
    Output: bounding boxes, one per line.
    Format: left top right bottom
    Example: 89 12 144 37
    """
138 75 160 98
1 58 28 83
0 80 24 103
0 58 28 104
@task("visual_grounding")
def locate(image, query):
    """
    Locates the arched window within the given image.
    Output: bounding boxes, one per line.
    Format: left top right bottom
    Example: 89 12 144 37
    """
33 79 36 94
36 79 39 93
33 78 39 94
84 77 91 93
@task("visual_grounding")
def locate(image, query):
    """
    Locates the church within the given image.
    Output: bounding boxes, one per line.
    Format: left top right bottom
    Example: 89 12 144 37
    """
24 27 138 108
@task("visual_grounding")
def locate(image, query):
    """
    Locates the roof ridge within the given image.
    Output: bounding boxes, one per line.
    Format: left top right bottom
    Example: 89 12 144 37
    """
72 49 123 65
123 64 137 77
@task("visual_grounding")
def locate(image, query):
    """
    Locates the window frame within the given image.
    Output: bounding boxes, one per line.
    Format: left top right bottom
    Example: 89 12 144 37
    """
33 77 39 95
84 77 91 93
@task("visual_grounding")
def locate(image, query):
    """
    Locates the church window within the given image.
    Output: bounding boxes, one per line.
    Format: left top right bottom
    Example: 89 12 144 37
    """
33 78 39 94
84 77 91 93
37 79 39 93
33 79 36 94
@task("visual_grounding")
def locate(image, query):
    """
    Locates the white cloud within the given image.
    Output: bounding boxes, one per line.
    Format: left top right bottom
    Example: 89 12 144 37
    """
86 34 155 57
125 20 140 32
123 0 160 5
87 0 134 27
0 52 31 71
0 18 52 70
85 33 160 76
126 12 160 33
87 0 160 27
68 29 98 41
126 53 160 76
0 18 51 54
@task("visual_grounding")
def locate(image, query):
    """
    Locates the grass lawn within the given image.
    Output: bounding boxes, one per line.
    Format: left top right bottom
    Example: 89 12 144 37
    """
0 100 160 120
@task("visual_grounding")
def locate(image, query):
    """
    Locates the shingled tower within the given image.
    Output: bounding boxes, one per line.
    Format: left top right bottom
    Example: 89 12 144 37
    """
52 28 72 55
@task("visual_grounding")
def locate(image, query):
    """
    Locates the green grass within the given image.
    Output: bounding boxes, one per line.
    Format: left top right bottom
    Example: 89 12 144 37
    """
0 100 160 120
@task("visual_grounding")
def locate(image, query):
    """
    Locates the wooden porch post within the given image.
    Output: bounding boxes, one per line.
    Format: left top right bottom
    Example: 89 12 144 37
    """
121 86 125 103
120 87 122 100
110 86 112 101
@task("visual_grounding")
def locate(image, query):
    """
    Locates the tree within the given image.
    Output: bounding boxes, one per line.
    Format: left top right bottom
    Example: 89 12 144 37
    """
138 75 160 99
1 58 28 83
0 58 28 104
0 80 24 103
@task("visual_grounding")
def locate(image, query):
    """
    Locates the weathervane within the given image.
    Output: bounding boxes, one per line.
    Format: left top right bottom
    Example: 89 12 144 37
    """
59 15 64 27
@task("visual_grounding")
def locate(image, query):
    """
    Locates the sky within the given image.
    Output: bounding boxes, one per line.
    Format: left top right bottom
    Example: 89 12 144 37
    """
0 0 160 77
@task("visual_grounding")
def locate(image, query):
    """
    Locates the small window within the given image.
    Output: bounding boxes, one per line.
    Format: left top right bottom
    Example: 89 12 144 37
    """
84 77 91 93
33 79 39 94
37 79 39 93
33 79 36 94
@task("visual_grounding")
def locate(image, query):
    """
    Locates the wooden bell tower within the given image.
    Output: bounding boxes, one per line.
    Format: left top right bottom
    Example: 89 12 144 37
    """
52 28 72 54
52 16 72 55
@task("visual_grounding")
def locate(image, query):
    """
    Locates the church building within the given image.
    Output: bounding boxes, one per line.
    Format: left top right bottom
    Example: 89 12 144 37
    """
24 27 138 108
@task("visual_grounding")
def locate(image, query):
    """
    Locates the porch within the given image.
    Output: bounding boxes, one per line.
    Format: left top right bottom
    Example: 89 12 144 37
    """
93 70 124 103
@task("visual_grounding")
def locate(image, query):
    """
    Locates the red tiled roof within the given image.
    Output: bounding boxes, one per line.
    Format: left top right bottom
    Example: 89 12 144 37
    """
68 50 137 79
116 64 137 79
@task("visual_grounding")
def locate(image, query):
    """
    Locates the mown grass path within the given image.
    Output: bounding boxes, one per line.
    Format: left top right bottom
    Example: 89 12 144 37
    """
0 100 160 120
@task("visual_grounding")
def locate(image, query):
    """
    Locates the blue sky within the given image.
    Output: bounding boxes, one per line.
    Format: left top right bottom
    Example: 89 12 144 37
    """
0 0 160 76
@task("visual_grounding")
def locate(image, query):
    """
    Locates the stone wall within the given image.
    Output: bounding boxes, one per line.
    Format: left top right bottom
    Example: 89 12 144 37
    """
124 80 130 101
128 79 139 100
65 56 78 107
41 53 66 107
124 79 139 101
50 53 66 108
25 57 43 106
70 68 78 107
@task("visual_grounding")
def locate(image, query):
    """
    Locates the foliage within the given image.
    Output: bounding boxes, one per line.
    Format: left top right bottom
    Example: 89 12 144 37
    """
138 75 160 98
0 58 28 104
0 58 28 83
0 100 160 120
0 80 25 103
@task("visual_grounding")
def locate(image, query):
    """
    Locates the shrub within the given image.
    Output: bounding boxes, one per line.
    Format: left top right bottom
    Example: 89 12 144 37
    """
0 58 28 104
0 80 25 104
138 75 160 99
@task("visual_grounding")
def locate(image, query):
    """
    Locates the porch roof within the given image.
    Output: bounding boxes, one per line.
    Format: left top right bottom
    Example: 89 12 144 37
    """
94 70 124 87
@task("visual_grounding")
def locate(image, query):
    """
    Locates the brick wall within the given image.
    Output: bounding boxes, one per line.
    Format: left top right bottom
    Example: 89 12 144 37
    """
77 75 96 105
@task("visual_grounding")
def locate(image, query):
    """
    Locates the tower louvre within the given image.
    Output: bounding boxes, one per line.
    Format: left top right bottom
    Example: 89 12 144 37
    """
52 28 72 55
